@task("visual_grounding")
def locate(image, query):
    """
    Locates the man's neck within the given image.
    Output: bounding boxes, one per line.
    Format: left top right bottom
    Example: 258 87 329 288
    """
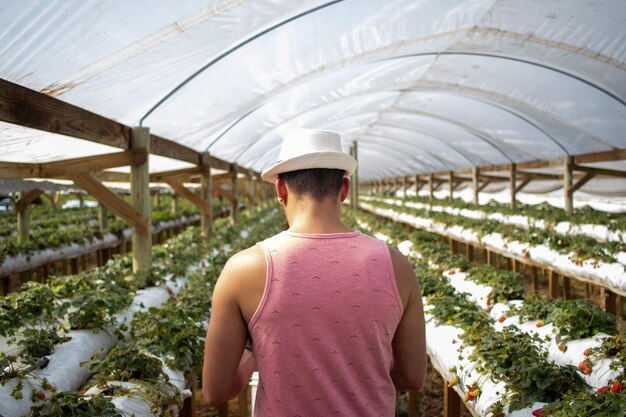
285 198 352 235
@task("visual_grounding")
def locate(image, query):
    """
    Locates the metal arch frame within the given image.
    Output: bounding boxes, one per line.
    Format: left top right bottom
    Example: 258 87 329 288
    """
382 107 526 162
395 86 572 157
347 136 439 172
357 145 423 180
228 94 400 161
202 54 598 168
371 122 488 167
139 0 346 126
357 131 453 172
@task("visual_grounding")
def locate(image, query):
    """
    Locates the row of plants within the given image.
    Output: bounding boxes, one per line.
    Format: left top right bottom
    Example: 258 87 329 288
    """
361 197 626 265
344 207 626 416
1 203 284 416
364 192 626 234
0 194 213 263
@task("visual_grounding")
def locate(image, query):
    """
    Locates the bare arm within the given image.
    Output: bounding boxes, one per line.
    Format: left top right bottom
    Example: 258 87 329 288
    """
389 247 427 389
202 248 262 405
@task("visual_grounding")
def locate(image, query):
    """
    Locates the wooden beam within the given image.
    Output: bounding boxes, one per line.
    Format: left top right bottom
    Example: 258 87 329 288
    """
93 171 131 182
0 162 39 179
1 78 128 148
575 148 626 164
477 178 492 193
149 134 200 165
166 179 213 217
41 150 147 178
573 164 626 178
15 189 44 213
70 173 148 233
514 177 532 194
569 172 595 193
150 166 203 183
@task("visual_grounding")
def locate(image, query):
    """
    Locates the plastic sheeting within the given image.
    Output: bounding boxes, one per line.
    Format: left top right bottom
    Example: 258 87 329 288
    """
0 0 625 184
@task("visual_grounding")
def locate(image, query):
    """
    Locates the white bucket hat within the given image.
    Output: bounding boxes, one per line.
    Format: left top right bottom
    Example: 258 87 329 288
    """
261 128 357 183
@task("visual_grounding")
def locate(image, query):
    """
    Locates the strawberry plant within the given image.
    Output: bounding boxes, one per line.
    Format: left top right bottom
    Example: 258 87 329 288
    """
25 391 122 417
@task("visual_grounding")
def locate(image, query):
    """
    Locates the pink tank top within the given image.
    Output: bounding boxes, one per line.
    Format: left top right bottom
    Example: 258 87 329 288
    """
250 230 402 417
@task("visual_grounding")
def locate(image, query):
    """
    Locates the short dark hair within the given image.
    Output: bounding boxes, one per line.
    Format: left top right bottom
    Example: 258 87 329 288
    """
278 168 344 201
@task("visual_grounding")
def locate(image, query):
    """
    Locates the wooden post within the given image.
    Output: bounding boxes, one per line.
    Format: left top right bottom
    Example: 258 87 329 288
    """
601 288 617 315
201 153 213 240
510 163 517 209
414 174 420 196
531 266 539 292
70 257 79 275
230 164 239 224
448 171 454 201
564 156 574 215
16 190 42 243
99 204 109 233
429 173 434 202
562 276 571 299
443 380 461 417
17 194 31 243
171 193 179 214
403 176 408 199
549 270 559 298
472 167 479 206
466 244 474 262
131 127 152 273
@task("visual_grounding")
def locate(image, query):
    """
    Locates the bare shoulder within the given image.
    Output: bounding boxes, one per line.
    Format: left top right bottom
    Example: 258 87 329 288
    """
216 244 267 323
220 244 266 284
387 246 419 308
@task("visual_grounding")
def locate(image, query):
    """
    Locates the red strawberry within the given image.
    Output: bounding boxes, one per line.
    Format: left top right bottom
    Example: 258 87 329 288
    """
531 409 543 417
35 390 46 401
583 348 593 356
51 316 58 321
597 385 609 393
201 260 207 268
557 344 567 352
536 320 544 328
612 381 622 393
498 316 506 323
584 367 591 375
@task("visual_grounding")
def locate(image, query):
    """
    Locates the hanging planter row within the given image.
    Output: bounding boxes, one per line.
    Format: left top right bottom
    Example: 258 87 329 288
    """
358 201 626 295
361 195 626 245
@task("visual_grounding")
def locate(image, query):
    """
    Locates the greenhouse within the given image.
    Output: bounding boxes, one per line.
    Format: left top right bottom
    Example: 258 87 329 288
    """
1 0 625 416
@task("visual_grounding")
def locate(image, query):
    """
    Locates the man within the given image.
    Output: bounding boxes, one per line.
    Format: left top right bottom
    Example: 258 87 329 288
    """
203 129 426 416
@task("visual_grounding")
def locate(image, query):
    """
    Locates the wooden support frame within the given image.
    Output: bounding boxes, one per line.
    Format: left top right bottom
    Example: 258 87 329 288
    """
70 173 148 233
230 164 239 224
200 153 213 240
130 127 152 273
166 180 213 217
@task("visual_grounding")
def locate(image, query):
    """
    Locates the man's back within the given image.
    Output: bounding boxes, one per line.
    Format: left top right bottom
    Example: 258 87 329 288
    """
251 230 402 416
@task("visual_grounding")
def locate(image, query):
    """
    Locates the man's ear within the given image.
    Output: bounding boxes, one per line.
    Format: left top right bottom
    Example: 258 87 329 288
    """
276 176 288 203
339 177 351 202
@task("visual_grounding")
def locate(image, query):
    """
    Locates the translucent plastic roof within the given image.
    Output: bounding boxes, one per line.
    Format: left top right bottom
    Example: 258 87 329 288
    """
1 0 625 182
